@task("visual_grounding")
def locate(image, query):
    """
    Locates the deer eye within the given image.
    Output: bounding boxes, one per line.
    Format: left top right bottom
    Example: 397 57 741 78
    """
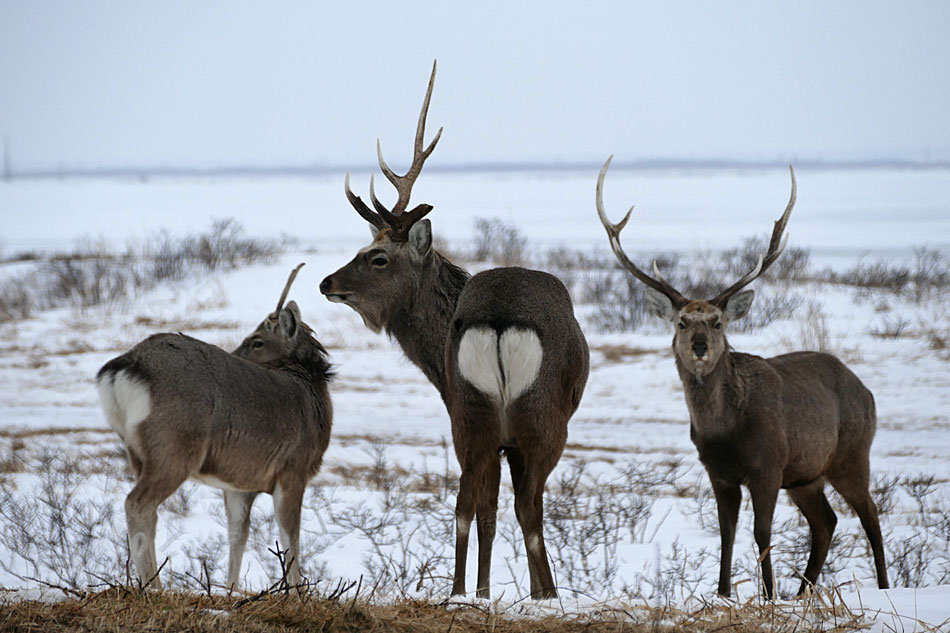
251 340 264 349
677 322 686 330
371 255 388 267
714 322 722 330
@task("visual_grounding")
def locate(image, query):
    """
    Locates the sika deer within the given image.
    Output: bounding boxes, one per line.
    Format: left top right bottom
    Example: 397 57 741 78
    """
595 157 888 598
320 62 589 599
97 264 333 590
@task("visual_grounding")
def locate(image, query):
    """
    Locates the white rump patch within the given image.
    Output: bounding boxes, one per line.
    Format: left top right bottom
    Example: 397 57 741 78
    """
97 369 151 453
457 327 504 399
457 326 542 404
498 328 542 401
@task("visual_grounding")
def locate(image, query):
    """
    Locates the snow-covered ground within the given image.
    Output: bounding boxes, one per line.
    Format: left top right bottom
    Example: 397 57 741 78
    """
1 167 948 631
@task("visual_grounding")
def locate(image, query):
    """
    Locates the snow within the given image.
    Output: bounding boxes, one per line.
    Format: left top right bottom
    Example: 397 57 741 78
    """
1 167 949 631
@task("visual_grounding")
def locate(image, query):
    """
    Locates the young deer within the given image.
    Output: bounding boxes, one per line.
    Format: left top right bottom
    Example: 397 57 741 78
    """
595 157 889 599
97 264 333 590
319 62 589 599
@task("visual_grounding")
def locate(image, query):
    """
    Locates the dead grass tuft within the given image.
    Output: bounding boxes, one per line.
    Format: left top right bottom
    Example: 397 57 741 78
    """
0 585 880 633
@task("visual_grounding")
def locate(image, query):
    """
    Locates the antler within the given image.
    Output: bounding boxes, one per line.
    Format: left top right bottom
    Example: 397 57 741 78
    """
272 262 305 317
344 60 442 239
710 165 797 307
595 155 689 307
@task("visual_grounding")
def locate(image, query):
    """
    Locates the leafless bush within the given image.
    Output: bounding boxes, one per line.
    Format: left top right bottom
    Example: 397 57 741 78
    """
0 218 286 323
724 234 811 282
869 314 912 339
827 247 949 303
0 450 126 589
798 300 831 352
471 217 528 266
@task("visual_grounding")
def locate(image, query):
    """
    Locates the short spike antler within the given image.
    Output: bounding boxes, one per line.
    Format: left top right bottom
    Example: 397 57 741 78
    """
272 262 305 318
595 155 689 307
344 59 441 239
711 165 797 307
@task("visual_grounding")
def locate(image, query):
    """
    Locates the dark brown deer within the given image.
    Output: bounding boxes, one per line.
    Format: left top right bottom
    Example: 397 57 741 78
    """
97 264 333 590
319 62 589 599
595 157 888 599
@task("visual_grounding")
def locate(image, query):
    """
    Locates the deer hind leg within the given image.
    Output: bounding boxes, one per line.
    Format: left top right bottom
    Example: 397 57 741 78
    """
786 480 837 595
475 456 501 599
509 448 557 600
710 477 741 597
125 462 190 589
828 464 889 589
451 456 484 596
224 490 258 591
748 480 780 599
272 480 305 588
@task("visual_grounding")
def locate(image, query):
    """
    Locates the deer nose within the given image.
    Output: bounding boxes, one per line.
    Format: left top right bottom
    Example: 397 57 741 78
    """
692 337 708 358
319 276 333 295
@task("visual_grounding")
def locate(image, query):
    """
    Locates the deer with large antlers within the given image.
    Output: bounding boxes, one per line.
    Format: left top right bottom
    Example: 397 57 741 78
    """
320 62 589 599
97 264 333 590
595 158 888 598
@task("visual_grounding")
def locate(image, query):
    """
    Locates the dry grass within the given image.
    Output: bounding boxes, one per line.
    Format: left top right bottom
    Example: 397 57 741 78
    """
0 585 881 633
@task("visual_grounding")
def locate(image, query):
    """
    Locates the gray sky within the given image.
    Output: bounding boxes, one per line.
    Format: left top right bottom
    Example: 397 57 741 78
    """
1 1 949 170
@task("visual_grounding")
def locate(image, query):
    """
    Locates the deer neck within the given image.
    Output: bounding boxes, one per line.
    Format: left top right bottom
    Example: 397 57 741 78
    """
676 347 745 437
386 251 470 398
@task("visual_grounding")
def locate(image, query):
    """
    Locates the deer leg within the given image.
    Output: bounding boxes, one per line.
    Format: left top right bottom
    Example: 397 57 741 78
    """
710 477 741 597
830 471 889 589
474 456 501 599
506 447 539 592
748 481 780 599
223 490 258 591
513 460 556 600
125 465 188 589
272 481 304 588
452 460 482 596
787 481 837 595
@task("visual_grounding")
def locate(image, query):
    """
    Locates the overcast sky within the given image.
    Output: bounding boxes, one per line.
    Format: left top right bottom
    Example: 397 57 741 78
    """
1 1 949 171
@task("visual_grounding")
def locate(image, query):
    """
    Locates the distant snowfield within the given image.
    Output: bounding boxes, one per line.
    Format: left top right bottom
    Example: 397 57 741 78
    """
3 166 949 259
1 168 949 631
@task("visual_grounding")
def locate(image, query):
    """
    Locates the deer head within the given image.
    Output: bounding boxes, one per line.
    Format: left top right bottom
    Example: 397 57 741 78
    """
234 262 307 362
319 61 443 332
595 157 796 378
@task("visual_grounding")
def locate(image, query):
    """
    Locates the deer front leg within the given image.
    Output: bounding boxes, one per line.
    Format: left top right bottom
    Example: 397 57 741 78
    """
223 490 258 591
710 477 741 597
272 481 304 588
749 480 780 599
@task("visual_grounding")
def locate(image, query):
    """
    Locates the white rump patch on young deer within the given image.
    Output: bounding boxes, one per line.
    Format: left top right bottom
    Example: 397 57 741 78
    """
457 326 542 405
97 369 151 454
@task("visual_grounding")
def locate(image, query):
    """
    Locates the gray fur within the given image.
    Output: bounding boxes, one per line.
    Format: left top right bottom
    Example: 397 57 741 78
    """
97 300 332 590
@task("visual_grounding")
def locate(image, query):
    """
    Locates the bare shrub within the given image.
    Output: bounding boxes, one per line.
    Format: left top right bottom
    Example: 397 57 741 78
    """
0 218 286 323
869 314 912 339
471 217 528 266
797 300 830 352
724 234 811 282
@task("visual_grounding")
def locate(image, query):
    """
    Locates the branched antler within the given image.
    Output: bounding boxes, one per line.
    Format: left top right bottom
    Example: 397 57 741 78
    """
344 60 442 239
595 155 688 307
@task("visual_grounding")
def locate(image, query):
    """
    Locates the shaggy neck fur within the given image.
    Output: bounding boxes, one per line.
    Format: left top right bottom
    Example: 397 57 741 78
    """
675 340 747 437
385 250 470 398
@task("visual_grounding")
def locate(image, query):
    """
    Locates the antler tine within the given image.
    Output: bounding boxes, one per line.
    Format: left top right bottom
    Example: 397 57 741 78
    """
273 262 306 315
595 156 688 306
375 60 443 221
712 165 797 306
345 172 387 230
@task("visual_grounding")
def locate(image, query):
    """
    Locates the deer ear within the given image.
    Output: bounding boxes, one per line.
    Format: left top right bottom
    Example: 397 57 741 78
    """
644 287 678 322
723 289 755 323
408 219 432 259
369 223 380 239
279 301 301 338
